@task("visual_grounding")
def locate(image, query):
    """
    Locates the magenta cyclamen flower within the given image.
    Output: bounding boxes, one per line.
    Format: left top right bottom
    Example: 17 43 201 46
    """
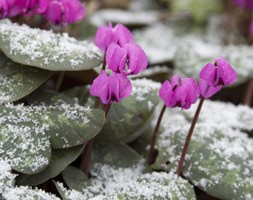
89 70 132 104
0 0 8 18
233 0 253 10
0 0 24 18
199 57 237 98
44 0 85 25
159 75 200 109
106 42 148 75
94 23 133 51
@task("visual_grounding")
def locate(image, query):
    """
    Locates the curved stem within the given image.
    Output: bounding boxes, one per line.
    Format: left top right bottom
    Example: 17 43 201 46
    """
102 52 106 71
147 105 167 165
80 53 108 176
80 139 94 176
244 78 253 106
80 103 112 176
176 97 205 176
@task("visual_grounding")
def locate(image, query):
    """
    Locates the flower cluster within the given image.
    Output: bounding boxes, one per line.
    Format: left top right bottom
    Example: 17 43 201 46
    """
90 23 148 105
0 0 85 25
233 0 253 10
159 57 237 109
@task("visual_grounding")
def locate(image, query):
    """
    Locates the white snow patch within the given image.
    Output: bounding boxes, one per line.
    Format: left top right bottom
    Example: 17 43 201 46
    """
131 79 161 102
90 9 159 27
0 20 101 69
56 161 194 200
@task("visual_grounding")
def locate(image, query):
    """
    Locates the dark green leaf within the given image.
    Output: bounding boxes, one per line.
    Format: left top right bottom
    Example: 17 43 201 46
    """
0 51 51 104
16 145 84 186
16 145 83 186
0 99 104 174
92 143 148 169
62 166 90 192
154 113 253 199
0 20 102 71
28 90 105 149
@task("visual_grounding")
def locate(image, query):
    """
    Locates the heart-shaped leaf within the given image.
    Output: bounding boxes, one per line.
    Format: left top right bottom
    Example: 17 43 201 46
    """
0 103 52 174
0 20 102 71
0 100 104 174
0 51 51 104
153 102 253 200
28 90 105 149
16 145 84 186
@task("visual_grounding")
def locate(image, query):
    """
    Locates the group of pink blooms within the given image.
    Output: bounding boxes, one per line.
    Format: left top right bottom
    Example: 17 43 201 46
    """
90 23 237 110
0 0 85 24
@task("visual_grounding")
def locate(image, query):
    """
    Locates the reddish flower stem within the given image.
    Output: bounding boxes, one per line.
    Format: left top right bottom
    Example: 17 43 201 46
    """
244 78 253 106
147 104 167 165
80 103 111 176
80 138 94 176
176 97 205 176
102 52 106 71
81 53 109 176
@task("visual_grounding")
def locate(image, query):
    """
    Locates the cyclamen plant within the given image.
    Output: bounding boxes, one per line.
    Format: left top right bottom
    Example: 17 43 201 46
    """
233 0 253 10
0 0 85 25
147 57 237 175
81 22 148 175
0 0 252 199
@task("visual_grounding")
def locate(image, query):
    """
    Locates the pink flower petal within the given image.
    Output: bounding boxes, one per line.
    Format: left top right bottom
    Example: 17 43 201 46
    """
106 43 127 73
215 57 237 86
199 79 222 99
115 24 133 47
199 63 216 86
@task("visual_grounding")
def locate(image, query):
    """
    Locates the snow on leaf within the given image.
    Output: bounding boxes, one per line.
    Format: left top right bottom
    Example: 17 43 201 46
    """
0 103 51 174
2 186 60 200
55 165 195 200
0 159 16 194
0 20 102 71
55 144 195 200
16 145 84 186
174 38 253 85
0 159 59 200
0 100 104 174
134 24 180 65
153 101 253 200
0 51 51 104
183 100 253 133
90 9 159 27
